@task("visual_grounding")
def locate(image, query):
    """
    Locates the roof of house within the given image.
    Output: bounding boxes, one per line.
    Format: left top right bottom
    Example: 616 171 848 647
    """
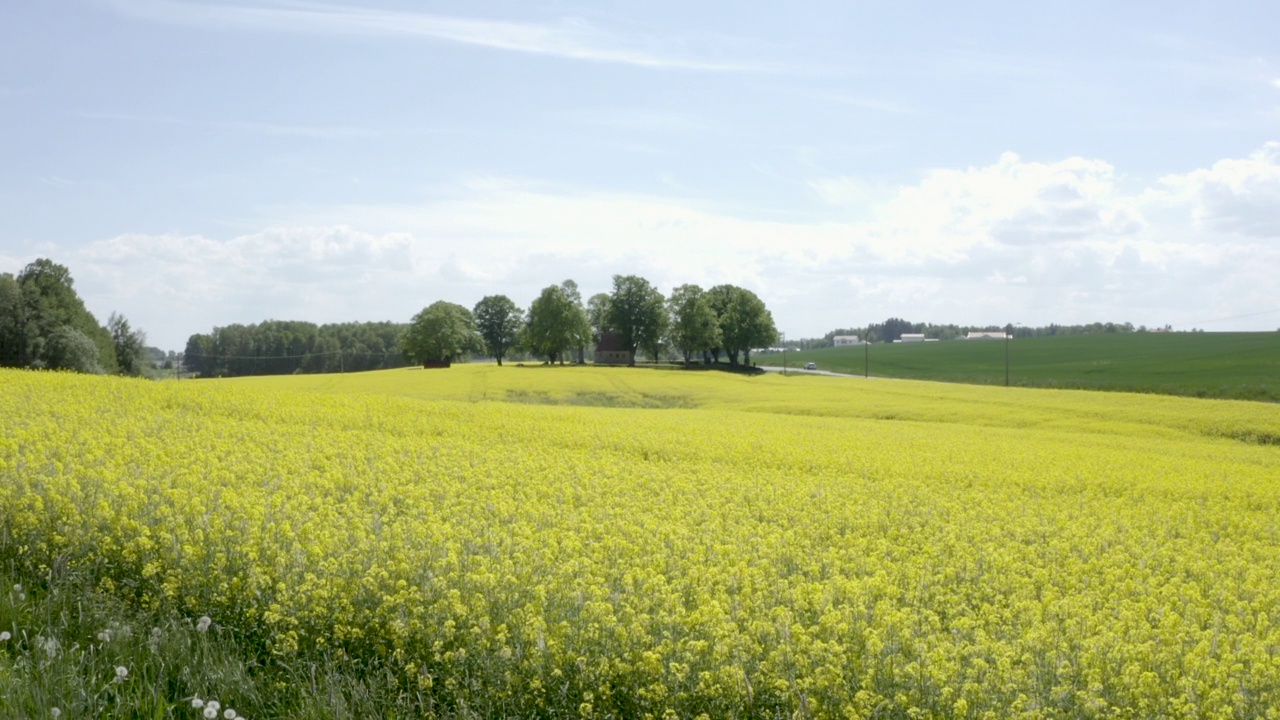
595 331 627 353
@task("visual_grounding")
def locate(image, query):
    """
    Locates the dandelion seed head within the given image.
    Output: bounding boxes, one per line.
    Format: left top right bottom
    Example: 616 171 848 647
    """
191 696 204 708
197 616 212 632
206 700 220 711
115 665 129 681
50 708 61 719
224 709 237 719
203 708 217 720
0 631 10 642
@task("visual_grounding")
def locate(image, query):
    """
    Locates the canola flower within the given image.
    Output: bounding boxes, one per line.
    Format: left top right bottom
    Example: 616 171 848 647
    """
2 366 1279 719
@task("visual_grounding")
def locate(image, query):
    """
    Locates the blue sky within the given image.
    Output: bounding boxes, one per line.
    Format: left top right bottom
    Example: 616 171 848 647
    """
3 0 1279 349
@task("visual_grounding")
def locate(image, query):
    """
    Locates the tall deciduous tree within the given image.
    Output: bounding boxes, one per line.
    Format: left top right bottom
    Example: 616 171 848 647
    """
605 275 667 366
666 284 720 364
707 284 777 366
473 294 523 366
586 293 611 342
14 259 116 372
399 301 481 365
108 312 148 376
0 273 23 367
523 283 587 365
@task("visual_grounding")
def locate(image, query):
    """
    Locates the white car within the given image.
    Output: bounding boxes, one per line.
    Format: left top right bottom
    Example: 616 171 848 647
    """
804 362 817 370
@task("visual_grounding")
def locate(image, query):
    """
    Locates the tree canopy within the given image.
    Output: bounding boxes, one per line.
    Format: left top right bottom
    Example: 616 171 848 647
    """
524 284 588 365
707 284 778 366
0 259 119 374
666 284 720 364
473 295 523 366
605 275 667 366
398 302 481 365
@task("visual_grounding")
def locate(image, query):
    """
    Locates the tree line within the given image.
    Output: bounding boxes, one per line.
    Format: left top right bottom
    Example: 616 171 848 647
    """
0 259 147 375
793 318 1148 348
399 275 779 368
182 321 411 377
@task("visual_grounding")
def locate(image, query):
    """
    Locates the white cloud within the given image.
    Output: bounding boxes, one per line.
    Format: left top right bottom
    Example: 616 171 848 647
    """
106 0 756 71
1153 142 1280 238
12 146 1278 349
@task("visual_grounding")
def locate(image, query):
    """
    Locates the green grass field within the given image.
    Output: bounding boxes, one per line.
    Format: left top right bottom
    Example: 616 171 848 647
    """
757 332 1280 401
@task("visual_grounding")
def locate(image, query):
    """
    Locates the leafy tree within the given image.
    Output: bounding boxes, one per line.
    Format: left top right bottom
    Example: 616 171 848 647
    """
666 284 720 364
586 293 611 341
559 280 592 364
0 273 23 367
42 326 103 374
399 301 480 365
108 312 148 376
15 259 117 372
707 284 777 366
473 295 523 366
605 275 667 366
523 284 587 365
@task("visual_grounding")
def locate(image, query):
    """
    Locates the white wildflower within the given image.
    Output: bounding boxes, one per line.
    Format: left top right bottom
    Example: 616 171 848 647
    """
191 696 204 708
114 665 129 682
0 631 10 642
224 709 237 719
196 616 212 633
203 708 217 720
97 630 112 643
50 708 61 719
206 700 220 712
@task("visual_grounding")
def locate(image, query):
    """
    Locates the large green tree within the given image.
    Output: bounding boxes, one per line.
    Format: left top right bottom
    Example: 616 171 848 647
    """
707 284 777 366
0 273 23 367
108 312 148 376
666 284 720 364
398 301 481 365
586 292 611 342
605 275 667 366
523 283 587 365
473 294 523 366
8 259 117 373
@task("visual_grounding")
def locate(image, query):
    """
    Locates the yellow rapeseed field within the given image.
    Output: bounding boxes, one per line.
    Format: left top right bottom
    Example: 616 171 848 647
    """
2 365 1279 718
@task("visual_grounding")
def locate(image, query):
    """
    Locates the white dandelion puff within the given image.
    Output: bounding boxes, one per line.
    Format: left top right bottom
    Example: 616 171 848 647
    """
191 696 204 708
0 631 10 642
206 700 220 712
203 708 217 720
50 708 61 719
224 709 237 719
196 616 212 633
114 665 129 682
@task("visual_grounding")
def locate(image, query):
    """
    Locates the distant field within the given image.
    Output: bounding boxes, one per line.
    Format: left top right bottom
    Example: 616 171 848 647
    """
758 332 1280 401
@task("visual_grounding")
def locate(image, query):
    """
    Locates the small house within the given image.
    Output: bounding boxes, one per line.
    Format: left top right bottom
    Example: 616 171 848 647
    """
594 332 631 365
965 332 1008 340
833 335 862 346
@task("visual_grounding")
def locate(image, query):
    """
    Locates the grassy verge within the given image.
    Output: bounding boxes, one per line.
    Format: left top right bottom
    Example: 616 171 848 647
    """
0 561 433 720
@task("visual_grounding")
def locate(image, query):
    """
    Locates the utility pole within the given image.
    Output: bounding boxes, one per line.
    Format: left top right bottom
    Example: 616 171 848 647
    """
864 339 869 379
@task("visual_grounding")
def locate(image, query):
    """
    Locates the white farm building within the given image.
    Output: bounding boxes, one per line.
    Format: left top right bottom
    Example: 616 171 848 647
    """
833 335 862 346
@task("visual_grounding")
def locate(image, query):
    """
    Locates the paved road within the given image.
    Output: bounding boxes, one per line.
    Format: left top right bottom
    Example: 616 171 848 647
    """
757 365 869 378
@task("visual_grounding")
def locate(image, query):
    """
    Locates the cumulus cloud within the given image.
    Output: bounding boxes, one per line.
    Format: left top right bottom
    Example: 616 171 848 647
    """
1154 142 1280 238
11 145 1277 349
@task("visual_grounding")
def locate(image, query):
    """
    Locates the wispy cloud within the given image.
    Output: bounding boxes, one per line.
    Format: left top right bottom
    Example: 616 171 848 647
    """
105 0 757 71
